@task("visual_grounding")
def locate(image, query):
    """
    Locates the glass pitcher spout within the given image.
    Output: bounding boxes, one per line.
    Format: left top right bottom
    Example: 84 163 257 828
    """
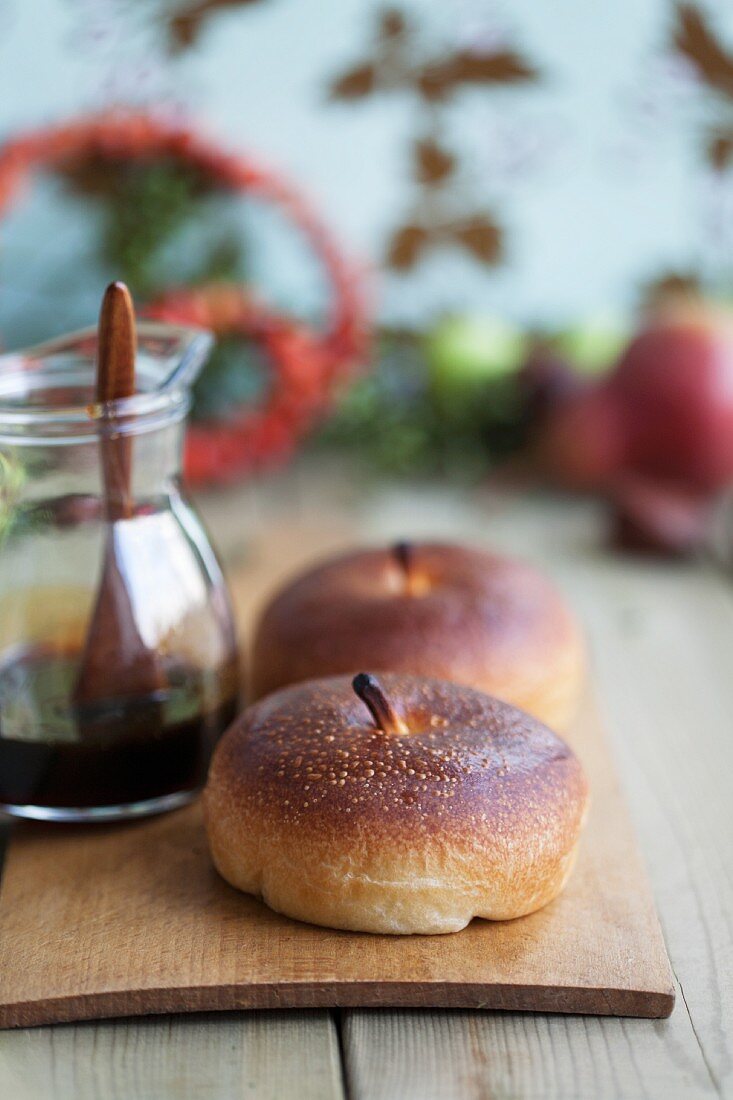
0 321 214 444
0 320 214 396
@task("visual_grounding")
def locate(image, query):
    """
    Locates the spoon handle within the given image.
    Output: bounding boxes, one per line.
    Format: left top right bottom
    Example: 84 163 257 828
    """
97 282 136 521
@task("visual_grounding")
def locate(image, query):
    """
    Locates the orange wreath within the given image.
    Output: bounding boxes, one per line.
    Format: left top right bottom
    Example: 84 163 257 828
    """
0 110 369 484
147 284 350 483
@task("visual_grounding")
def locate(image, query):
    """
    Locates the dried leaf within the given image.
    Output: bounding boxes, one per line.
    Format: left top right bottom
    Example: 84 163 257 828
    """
329 62 378 100
673 3 733 97
167 0 261 53
379 9 406 41
708 132 733 169
451 215 502 265
418 49 537 101
386 224 430 270
642 271 703 312
414 138 455 185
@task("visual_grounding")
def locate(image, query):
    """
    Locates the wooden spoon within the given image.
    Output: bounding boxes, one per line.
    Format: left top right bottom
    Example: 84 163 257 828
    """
72 282 165 711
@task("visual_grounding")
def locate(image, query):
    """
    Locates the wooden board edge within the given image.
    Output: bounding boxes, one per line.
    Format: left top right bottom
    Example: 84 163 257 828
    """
0 981 676 1029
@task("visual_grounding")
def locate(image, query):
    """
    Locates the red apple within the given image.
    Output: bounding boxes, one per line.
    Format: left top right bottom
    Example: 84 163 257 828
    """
531 383 626 491
609 304 733 492
532 301 733 496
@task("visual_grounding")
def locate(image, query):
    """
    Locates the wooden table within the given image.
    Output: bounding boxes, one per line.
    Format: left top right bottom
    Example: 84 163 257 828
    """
0 461 731 1099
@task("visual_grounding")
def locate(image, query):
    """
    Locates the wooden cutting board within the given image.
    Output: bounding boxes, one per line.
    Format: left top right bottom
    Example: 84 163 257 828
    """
0 689 674 1028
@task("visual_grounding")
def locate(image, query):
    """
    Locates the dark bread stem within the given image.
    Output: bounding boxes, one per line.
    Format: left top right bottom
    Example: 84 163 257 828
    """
392 541 418 595
352 673 408 735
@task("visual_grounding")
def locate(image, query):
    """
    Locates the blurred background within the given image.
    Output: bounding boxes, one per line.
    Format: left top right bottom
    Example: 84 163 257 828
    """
2 0 733 553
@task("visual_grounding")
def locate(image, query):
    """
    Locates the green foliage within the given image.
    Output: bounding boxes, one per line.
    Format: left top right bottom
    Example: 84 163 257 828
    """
60 156 251 418
98 161 203 297
316 330 525 480
61 157 246 300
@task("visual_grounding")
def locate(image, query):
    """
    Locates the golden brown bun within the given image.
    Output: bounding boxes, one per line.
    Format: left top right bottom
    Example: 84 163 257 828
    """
204 673 589 935
250 543 585 730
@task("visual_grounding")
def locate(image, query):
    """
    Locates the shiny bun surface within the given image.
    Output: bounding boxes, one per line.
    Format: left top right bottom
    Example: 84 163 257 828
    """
250 542 585 730
204 673 589 935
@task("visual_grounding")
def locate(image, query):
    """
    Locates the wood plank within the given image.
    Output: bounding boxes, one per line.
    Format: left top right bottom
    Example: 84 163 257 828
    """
337 484 732 1099
0 687 673 1025
2 466 724 1098
564 558 733 1099
0 1011 344 1100
343 1009 718 1100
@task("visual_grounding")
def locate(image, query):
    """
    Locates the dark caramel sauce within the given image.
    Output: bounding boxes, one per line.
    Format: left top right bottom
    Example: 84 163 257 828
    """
0 646 239 809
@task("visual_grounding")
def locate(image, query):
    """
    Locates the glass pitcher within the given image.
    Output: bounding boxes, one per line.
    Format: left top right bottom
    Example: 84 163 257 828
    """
0 323 241 821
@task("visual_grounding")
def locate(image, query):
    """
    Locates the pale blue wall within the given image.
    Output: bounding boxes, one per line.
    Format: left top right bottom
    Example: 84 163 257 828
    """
0 0 731 345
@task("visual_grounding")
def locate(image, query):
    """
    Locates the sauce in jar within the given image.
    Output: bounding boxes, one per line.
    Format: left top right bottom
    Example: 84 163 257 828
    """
0 644 240 817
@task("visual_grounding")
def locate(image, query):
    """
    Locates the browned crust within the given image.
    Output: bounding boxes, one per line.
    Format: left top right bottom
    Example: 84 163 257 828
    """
204 674 589 934
249 543 585 730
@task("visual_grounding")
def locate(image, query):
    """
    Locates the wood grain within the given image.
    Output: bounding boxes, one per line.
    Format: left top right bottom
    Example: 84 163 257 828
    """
334 484 733 1099
95 280 136 519
96 282 136 404
0 1012 344 1100
343 1009 718 1100
0 688 673 1028
73 280 165 706
2 466 728 1098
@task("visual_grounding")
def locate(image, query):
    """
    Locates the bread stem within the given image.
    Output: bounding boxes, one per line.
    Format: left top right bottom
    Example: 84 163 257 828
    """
393 541 418 595
352 673 408 735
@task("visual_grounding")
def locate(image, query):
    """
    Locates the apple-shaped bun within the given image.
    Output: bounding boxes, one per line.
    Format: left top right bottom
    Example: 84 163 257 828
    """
250 542 585 730
204 673 589 935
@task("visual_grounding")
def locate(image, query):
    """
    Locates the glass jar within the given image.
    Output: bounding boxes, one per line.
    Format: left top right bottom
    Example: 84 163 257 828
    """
0 323 241 821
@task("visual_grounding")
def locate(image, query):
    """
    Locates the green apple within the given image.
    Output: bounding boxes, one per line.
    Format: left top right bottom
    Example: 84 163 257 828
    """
554 311 629 375
426 314 527 401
